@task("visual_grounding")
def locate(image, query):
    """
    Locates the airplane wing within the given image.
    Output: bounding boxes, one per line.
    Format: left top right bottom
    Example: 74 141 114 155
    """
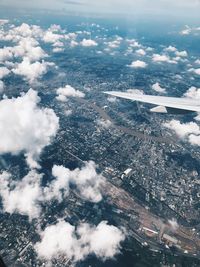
104 91 200 113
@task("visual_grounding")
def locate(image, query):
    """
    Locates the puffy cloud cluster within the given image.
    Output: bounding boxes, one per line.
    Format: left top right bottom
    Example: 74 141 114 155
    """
35 220 125 263
107 36 122 49
152 82 166 93
0 171 43 220
152 54 177 64
0 161 104 219
56 85 85 102
163 120 200 146
0 23 56 84
129 60 147 68
45 161 104 203
0 89 59 168
12 57 54 83
0 23 43 42
0 38 47 62
80 39 98 47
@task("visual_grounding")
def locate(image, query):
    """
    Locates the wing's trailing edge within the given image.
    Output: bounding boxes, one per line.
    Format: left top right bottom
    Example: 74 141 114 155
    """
104 91 200 113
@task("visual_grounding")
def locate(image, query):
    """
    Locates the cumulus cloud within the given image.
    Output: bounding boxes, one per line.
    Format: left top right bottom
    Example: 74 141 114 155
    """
0 160 105 219
12 38 47 61
0 67 10 79
184 87 200 121
180 25 200 35
56 85 85 102
163 119 200 146
0 89 59 168
0 171 43 220
152 82 166 93
135 48 146 56
0 47 13 62
129 60 147 68
175 50 188 57
107 37 122 49
12 57 54 83
189 68 200 75
163 120 200 138
44 161 104 203
164 46 177 52
80 39 98 47
0 23 43 43
107 96 117 103
52 47 64 53
35 220 125 264
184 86 200 100
152 54 177 64
43 30 63 44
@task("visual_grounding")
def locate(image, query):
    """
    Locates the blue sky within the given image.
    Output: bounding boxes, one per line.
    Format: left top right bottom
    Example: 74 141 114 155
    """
0 0 200 19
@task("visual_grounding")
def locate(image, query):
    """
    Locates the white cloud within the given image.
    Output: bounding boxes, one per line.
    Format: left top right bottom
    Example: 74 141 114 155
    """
180 26 191 35
13 37 47 61
43 30 63 44
52 47 64 53
0 80 4 93
35 220 125 263
127 39 141 48
195 59 200 65
0 67 10 79
152 54 177 64
164 46 177 52
64 109 72 116
189 68 200 75
0 47 13 62
0 19 9 25
175 50 188 57
135 48 146 56
0 160 105 220
163 119 200 146
129 60 147 68
0 170 43 220
0 89 59 168
80 39 98 47
56 85 85 102
107 96 117 103
107 37 122 49
44 161 104 203
184 86 200 100
180 25 200 35
70 40 78 47
152 82 166 93
97 119 112 129
12 57 54 83
163 120 200 138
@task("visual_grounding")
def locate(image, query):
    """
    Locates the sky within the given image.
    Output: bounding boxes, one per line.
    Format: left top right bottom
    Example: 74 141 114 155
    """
1 0 200 18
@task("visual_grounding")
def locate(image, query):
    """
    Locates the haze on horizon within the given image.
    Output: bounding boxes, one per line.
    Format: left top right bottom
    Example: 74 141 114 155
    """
0 0 200 19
